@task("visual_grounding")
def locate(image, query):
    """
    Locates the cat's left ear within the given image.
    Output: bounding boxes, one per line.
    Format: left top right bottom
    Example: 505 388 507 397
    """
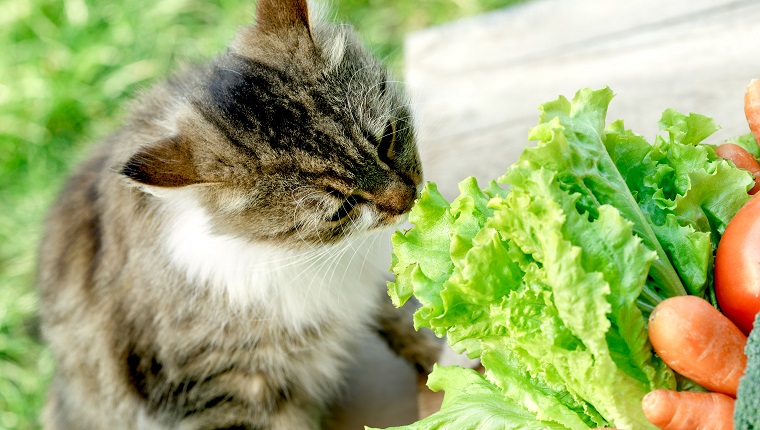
254 0 311 36
122 135 203 188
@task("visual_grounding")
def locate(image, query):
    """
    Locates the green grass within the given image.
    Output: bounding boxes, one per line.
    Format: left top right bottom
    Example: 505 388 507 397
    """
0 0 522 427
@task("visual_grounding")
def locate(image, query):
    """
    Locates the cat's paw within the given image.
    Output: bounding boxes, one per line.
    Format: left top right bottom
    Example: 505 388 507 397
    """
436 342 481 370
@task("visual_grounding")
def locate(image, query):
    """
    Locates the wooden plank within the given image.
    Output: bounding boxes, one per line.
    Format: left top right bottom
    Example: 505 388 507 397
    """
330 1 760 425
327 333 419 428
405 0 760 200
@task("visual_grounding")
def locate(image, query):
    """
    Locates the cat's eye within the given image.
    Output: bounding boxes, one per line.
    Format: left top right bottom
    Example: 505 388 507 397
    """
377 121 395 164
328 193 364 222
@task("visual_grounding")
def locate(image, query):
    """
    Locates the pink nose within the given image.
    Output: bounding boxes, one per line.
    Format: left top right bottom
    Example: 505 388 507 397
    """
375 183 416 215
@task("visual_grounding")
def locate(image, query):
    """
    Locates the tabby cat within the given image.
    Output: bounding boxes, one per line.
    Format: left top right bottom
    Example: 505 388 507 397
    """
37 1 440 428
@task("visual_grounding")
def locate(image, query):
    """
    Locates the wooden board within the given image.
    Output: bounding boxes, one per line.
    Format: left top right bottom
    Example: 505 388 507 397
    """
404 0 760 418
327 332 419 428
405 0 760 201
331 0 760 426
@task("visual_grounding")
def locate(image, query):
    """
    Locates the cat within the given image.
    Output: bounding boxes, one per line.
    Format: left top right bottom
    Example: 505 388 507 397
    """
36 0 442 428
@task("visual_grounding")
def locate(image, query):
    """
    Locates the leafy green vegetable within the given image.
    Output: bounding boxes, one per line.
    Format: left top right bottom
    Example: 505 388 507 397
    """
382 365 568 430
381 88 752 429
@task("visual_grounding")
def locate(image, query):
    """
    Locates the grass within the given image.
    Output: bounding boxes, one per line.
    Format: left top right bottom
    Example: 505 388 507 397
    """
0 0 522 427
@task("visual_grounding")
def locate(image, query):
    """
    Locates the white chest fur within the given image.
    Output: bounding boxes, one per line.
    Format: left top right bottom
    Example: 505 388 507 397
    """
159 196 392 332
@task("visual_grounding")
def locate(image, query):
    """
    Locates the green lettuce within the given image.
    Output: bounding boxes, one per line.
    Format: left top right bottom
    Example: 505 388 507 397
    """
380 88 753 429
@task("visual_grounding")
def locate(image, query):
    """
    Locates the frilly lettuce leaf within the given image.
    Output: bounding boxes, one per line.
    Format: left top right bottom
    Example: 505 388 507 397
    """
606 113 752 299
385 87 751 429
369 365 567 430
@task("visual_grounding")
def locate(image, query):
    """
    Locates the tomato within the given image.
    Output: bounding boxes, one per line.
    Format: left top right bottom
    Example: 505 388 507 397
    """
714 194 760 335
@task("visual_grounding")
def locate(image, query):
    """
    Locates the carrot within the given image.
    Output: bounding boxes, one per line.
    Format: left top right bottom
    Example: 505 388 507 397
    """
648 296 747 396
715 143 760 194
642 389 734 430
745 79 760 147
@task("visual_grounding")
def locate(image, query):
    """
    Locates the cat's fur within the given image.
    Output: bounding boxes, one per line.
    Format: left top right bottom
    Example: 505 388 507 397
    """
36 1 440 428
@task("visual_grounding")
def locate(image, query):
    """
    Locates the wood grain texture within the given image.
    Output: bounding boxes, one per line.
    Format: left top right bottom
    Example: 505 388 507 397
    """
405 0 760 200
330 0 760 425
405 0 760 419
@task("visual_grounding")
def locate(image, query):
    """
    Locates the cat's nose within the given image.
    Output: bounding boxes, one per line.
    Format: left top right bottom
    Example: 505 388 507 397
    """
376 182 417 216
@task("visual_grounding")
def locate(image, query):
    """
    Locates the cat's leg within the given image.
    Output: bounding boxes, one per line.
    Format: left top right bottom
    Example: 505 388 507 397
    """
267 402 322 430
375 297 481 374
374 297 443 374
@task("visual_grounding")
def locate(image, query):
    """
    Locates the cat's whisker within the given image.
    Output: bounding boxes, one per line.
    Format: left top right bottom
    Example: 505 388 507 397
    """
290 189 321 247
311 246 342 300
329 246 356 306
334 229 375 299
219 67 243 77
317 237 359 308
269 246 334 269
377 48 403 69
298 242 350 315
345 62 376 126
345 233 385 306
313 209 374 289
357 80 393 133
364 231 385 271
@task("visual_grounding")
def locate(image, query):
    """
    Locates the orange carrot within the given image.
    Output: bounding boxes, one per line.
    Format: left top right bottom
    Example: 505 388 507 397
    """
648 296 747 396
715 143 760 194
642 389 734 430
745 79 760 147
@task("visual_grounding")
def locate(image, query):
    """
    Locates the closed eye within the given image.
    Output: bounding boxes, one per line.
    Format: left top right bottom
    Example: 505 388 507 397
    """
362 122 396 165
378 121 395 165
328 193 365 222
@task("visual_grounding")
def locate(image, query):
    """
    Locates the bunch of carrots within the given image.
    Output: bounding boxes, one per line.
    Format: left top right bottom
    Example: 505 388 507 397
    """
644 296 745 429
639 80 760 430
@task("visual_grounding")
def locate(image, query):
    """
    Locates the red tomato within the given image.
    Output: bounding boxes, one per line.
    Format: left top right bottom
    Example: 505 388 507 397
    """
714 194 760 335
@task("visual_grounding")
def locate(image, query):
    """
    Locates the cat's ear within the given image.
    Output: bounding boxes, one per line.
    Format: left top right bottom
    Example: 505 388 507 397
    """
122 135 203 188
254 0 311 36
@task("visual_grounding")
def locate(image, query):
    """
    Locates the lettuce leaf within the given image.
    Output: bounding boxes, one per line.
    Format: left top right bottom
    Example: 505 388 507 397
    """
384 88 752 429
376 365 569 430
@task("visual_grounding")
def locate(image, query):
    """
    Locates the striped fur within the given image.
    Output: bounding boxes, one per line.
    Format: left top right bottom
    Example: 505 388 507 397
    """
37 1 439 429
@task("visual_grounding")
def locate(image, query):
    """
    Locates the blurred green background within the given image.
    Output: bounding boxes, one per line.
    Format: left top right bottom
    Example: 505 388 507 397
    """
0 0 522 428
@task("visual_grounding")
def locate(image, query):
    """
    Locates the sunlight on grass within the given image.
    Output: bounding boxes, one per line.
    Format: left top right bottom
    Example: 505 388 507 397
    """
0 0 522 427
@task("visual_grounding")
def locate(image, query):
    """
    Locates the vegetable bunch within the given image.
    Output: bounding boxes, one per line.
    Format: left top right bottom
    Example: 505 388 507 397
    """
382 87 756 429
642 295 747 430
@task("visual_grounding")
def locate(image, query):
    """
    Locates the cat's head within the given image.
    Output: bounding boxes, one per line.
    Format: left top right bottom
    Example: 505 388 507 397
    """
121 0 422 248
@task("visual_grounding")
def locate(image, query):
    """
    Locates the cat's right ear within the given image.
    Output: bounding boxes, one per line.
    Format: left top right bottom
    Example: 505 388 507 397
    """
121 135 203 188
